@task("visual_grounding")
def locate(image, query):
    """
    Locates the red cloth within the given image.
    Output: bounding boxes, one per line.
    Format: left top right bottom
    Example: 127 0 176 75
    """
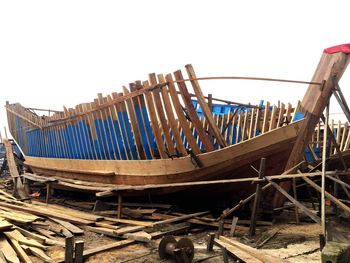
324 43 350 54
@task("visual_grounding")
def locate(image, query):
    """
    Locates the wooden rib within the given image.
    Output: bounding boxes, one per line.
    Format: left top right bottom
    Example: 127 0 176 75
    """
134 81 155 159
90 102 106 159
261 101 270 133
77 104 94 159
185 64 227 148
285 103 292 124
70 108 84 159
269 105 277 131
228 111 237 143
276 102 285 127
149 74 176 156
98 94 118 159
241 110 248 141
235 111 243 143
343 126 350 151
174 70 214 152
158 74 187 156
123 86 146 160
95 96 113 160
142 80 167 159
340 123 348 151
330 119 335 154
83 103 100 159
253 108 261 138
106 95 123 159
248 108 256 139
335 120 342 154
165 74 201 154
117 93 137 160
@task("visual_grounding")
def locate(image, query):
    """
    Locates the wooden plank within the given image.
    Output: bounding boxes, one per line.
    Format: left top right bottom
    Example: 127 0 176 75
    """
123 231 152 243
80 240 134 261
0 251 6 263
219 236 287 263
3 139 27 199
0 202 94 226
4 232 32 263
0 234 20 263
185 64 227 148
158 74 187 156
174 70 214 152
49 218 84 235
302 176 350 214
165 74 201 154
0 219 13 231
123 86 146 159
269 180 320 223
143 80 167 159
214 238 262 263
21 245 54 263
149 74 177 156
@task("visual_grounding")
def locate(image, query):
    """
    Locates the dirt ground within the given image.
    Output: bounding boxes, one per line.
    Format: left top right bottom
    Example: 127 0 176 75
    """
45 220 326 263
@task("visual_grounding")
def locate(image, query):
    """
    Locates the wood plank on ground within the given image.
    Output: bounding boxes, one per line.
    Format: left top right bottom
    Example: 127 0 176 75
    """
49 217 84 235
0 234 20 263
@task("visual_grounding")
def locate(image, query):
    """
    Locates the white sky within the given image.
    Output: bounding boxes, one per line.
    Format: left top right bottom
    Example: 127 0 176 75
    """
1 0 350 138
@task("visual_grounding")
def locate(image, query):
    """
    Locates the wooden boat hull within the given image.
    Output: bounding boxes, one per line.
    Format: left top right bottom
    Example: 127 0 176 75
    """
24 119 304 197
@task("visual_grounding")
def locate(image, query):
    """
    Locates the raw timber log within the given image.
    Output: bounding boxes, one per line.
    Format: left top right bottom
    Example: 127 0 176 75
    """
274 45 350 208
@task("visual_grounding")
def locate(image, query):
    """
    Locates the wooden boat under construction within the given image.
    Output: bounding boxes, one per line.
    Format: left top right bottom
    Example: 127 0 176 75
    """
5 44 350 204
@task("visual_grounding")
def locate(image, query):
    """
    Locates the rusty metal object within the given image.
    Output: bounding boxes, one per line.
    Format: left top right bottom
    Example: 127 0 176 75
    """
158 236 194 263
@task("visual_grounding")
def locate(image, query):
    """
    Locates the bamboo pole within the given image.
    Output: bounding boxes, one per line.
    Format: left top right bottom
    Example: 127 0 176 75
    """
321 104 329 237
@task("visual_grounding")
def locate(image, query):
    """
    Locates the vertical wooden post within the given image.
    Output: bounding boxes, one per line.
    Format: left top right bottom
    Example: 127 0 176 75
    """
249 158 266 237
216 220 224 237
74 240 84 263
65 234 74 263
117 193 123 219
46 182 51 204
222 247 229 263
206 233 215 252
229 217 239 237
292 178 299 224
321 104 329 237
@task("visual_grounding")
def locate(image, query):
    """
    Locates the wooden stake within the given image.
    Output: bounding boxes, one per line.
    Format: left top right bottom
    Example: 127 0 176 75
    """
229 217 239 237
46 182 51 204
117 193 123 219
65 234 74 263
321 104 329 237
74 240 84 263
292 178 299 224
249 158 266 237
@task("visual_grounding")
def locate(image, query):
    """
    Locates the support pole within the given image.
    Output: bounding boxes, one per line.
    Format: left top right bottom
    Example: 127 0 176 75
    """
292 178 300 224
46 182 51 204
117 193 123 219
65 234 74 263
321 104 329 237
249 158 266 237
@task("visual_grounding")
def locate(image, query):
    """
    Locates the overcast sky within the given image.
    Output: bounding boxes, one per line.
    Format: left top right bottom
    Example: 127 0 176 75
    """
0 0 349 138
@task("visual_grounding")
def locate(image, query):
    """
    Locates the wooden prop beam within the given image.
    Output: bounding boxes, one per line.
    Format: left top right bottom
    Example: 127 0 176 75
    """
273 48 350 208
185 64 227 148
